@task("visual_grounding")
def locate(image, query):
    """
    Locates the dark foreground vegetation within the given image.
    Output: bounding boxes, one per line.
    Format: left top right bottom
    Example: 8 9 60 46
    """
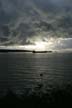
0 84 72 107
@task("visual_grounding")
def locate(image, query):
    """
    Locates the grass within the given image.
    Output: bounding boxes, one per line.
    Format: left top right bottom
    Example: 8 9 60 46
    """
0 84 72 107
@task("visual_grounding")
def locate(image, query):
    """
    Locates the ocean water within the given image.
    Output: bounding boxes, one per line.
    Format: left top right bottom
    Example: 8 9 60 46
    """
0 52 72 96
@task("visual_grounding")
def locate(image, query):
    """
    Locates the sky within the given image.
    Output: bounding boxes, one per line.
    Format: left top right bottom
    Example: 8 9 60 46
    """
0 0 72 50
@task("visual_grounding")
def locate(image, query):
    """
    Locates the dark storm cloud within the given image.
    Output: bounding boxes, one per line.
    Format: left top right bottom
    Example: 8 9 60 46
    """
0 0 72 48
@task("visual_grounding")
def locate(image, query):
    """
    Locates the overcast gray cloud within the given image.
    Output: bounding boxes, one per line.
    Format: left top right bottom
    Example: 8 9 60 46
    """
0 0 72 49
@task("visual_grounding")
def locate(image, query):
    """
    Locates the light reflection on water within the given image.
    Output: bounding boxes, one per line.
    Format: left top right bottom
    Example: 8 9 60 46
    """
0 52 72 96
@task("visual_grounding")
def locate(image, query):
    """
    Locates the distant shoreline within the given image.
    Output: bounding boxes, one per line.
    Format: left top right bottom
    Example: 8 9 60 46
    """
0 49 72 53
0 49 32 52
0 49 53 53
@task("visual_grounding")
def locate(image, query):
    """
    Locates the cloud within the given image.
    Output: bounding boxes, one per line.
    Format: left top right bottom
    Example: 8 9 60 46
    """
0 0 72 48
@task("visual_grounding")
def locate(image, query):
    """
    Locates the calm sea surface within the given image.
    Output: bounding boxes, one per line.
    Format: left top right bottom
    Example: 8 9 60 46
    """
0 52 72 96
